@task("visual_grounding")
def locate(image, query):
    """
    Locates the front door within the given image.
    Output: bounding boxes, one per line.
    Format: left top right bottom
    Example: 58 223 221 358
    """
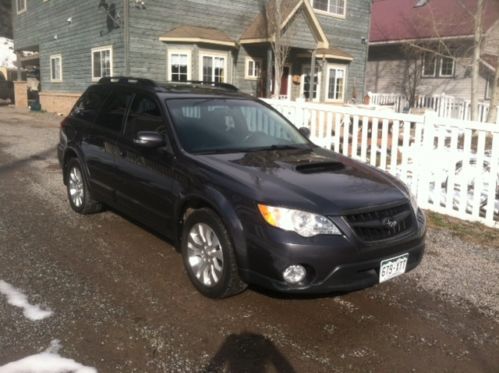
271 66 291 98
114 93 176 235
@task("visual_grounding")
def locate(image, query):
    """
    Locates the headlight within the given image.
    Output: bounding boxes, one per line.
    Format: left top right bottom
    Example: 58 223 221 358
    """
258 204 341 237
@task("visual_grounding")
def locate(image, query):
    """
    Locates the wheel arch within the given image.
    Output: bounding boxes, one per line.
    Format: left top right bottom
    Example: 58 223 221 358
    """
62 147 90 185
175 189 249 270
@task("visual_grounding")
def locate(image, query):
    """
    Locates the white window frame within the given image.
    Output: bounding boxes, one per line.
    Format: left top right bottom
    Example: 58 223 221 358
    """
245 57 262 80
199 51 229 83
16 0 27 14
91 46 113 81
326 64 347 103
300 65 322 102
167 49 192 82
439 57 455 78
312 0 346 18
50 54 63 82
422 53 437 78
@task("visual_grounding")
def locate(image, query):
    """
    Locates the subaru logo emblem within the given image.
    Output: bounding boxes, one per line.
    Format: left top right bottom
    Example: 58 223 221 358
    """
383 217 398 229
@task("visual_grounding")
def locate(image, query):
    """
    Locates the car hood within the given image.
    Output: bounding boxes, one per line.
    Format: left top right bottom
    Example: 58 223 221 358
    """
194 146 409 215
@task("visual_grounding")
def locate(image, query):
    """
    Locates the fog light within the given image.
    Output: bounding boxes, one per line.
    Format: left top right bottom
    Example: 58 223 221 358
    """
283 265 306 284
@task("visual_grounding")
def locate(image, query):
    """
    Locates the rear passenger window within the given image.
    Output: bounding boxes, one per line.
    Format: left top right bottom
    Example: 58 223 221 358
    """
125 95 165 139
71 87 109 122
95 91 134 133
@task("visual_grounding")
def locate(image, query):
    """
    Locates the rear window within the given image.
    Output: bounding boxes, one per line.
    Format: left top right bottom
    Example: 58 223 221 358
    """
71 86 110 123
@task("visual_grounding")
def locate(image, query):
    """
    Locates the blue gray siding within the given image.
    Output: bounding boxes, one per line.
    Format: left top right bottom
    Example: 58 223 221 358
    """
12 0 124 93
12 0 372 100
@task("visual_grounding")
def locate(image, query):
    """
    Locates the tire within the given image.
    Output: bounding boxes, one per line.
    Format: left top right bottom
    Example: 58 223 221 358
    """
181 208 247 298
65 158 102 214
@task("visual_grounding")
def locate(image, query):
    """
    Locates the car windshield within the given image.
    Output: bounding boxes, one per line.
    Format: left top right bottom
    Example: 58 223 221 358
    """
166 98 310 154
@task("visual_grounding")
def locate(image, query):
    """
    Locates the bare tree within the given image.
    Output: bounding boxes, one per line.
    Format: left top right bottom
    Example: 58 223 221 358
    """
404 0 491 121
470 0 484 122
266 0 291 98
486 56 499 123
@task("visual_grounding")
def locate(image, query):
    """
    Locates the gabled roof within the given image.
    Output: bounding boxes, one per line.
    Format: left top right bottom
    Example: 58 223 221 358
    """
240 0 329 48
159 26 236 47
316 47 353 61
481 54 497 72
370 0 499 44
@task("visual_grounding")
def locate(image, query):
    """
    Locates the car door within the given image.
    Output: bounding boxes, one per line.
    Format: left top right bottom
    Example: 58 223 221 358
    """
114 92 176 235
83 87 134 203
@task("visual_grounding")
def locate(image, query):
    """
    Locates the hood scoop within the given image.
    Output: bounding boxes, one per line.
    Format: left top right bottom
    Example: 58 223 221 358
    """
295 161 345 174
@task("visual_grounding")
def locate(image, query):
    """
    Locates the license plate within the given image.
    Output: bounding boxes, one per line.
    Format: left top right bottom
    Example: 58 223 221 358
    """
379 253 409 283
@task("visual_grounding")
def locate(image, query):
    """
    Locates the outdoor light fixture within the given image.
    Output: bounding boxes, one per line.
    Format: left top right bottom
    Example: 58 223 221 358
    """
135 0 146 9
67 17 72 24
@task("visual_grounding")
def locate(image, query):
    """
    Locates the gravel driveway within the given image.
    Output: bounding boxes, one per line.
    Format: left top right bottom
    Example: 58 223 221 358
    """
0 105 498 372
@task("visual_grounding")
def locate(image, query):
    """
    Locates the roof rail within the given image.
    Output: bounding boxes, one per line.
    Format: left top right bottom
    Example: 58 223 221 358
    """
98 76 158 87
178 80 239 92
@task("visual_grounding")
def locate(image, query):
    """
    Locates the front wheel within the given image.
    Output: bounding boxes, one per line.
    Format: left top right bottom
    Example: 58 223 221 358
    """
181 208 247 298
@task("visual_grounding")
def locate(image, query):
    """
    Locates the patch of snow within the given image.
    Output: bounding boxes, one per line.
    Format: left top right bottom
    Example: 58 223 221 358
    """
0 340 97 373
0 280 53 321
0 38 16 69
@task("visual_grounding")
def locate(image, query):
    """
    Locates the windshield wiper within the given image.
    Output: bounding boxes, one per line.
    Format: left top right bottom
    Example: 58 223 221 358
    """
194 148 248 155
255 144 311 151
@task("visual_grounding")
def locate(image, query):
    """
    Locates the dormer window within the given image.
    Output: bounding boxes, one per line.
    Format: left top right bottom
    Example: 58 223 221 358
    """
312 0 346 18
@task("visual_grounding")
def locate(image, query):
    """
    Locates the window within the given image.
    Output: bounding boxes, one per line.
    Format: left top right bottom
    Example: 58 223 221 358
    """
326 65 346 102
200 54 227 83
422 53 437 77
245 57 262 80
312 0 346 17
71 86 110 122
301 65 321 101
50 55 62 82
92 46 113 81
125 95 165 139
439 57 455 77
16 0 26 14
95 91 134 133
168 50 191 82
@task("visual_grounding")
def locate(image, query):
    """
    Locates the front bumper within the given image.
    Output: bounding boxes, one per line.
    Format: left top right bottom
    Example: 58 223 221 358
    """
239 211 426 294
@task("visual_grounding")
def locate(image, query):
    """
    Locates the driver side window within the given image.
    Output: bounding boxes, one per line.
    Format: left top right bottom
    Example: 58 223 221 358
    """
125 95 166 140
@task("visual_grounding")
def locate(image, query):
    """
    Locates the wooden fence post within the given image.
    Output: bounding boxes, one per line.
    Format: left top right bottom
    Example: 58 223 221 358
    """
416 111 437 208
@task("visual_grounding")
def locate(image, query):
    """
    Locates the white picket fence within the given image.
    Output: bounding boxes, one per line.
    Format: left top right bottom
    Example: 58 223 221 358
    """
264 99 499 228
368 92 498 124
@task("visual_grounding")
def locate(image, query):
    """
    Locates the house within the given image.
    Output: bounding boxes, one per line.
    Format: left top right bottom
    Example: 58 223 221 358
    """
12 0 372 114
366 0 499 104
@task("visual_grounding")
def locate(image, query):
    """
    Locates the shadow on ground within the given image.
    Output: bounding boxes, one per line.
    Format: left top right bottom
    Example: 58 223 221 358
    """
202 332 296 373
0 146 57 174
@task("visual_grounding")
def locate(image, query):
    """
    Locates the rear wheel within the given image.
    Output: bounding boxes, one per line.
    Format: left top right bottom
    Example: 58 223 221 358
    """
181 208 247 298
66 158 102 214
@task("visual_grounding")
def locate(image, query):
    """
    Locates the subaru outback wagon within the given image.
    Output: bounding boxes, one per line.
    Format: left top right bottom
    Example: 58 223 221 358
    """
58 77 426 298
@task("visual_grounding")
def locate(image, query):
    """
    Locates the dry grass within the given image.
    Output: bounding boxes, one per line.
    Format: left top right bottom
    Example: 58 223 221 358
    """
426 211 499 248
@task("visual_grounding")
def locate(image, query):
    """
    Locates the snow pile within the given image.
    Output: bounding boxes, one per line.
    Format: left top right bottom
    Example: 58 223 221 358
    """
0 340 97 373
0 280 53 321
0 37 16 69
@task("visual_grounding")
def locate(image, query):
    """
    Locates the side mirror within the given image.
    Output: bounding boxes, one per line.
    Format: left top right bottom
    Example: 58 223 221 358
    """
133 131 165 148
298 127 311 138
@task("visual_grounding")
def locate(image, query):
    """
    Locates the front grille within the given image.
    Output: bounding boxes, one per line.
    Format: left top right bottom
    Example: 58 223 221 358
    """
344 203 413 242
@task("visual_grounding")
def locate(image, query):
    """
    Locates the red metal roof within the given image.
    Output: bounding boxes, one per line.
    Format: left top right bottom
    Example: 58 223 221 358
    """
370 0 499 43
